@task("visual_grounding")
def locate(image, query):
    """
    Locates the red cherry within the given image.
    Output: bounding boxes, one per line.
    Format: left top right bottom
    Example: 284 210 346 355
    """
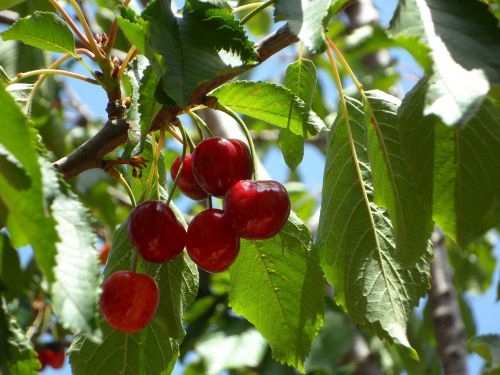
100 271 159 333
186 209 240 272
170 154 208 200
191 137 252 197
99 243 111 265
128 201 186 263
46 349 65 369
224 180 291 240
37 349 49 371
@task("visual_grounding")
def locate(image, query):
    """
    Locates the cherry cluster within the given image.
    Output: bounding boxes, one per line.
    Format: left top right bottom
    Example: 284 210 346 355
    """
99 137 290 333
37 347 65 371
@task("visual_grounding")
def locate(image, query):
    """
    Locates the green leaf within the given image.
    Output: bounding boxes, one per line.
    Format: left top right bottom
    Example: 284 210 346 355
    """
50 183 101 337
279 59 318 169
366 90 433 262
398 79 500 247
0 84 58 282
143 0 257 106
448 235 496 294
210 80 326 137
304 306 355 374
0 298 39 375
69 222 199 375
138 66 161 147
0 233 24 300
469 335 500 374
194 320 267 375
274 0 331 53
229 213 324 370
1 11 76 55
316 96 431 354
117 7 147 52
389 0 500 125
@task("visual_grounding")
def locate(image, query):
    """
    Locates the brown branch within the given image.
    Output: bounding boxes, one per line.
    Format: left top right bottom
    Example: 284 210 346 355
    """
429 228 468 375
54 25 298 179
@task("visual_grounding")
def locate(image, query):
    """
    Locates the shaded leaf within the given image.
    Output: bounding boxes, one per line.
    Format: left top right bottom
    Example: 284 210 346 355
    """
0 298 39 375
274 0 331 53
0 233 24 300
229 213 324 369
366 90 433 262
398 79 500 247
143 0 257 106
279 58 318 169
389 0 500 125
1 11 76 55
469 335 500 374
316 95 431 355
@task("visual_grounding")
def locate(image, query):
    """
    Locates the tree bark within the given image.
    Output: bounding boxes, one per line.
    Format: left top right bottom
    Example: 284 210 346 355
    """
429 229 468 375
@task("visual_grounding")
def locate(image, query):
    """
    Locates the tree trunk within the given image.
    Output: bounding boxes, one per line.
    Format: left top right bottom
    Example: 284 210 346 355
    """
429 229 468 375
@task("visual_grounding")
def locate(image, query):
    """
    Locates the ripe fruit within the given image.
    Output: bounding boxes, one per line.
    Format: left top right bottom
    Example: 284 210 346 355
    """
191 137 252 197
47 349 65 369
128 200 186 263
186 209 240 272
170 154 208 200
100 271 159 333
224 180 291 240
99 243 111 265
37 349 49 371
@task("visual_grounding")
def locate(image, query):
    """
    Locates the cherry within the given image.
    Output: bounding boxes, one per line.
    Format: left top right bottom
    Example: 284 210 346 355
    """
224 180 291 240
37 349 49 371
191 137 252 197
128 200 186 263
186 209 240 272
47 349 65 369
98 243 111 265
170 154 208 200
100 271 159 333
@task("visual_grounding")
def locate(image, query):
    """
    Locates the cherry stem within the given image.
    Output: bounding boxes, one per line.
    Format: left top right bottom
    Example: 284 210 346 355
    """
117 171 137 207
48 0 91 48
11 69 98 85
326 35 378 127
239 0 275 25
68 0 105 59
166 124 188 207
215 103 259 180
232 2 265 13
117 47 138 80
188 110 214 138
154 129 166 200
106 0 132 54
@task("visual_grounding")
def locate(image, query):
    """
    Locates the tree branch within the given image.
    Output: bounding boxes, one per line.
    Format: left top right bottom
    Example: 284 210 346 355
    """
429 228 468 375
54 25 298 179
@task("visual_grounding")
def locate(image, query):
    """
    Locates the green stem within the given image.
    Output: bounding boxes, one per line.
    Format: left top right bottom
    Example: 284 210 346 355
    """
11 69 98 85
215 103 258 180
232 2 264 13
117 172 137 207
326 36 377 126
239 0 275 25
68 0 105 59
188 110 214 138
166 125 188 207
